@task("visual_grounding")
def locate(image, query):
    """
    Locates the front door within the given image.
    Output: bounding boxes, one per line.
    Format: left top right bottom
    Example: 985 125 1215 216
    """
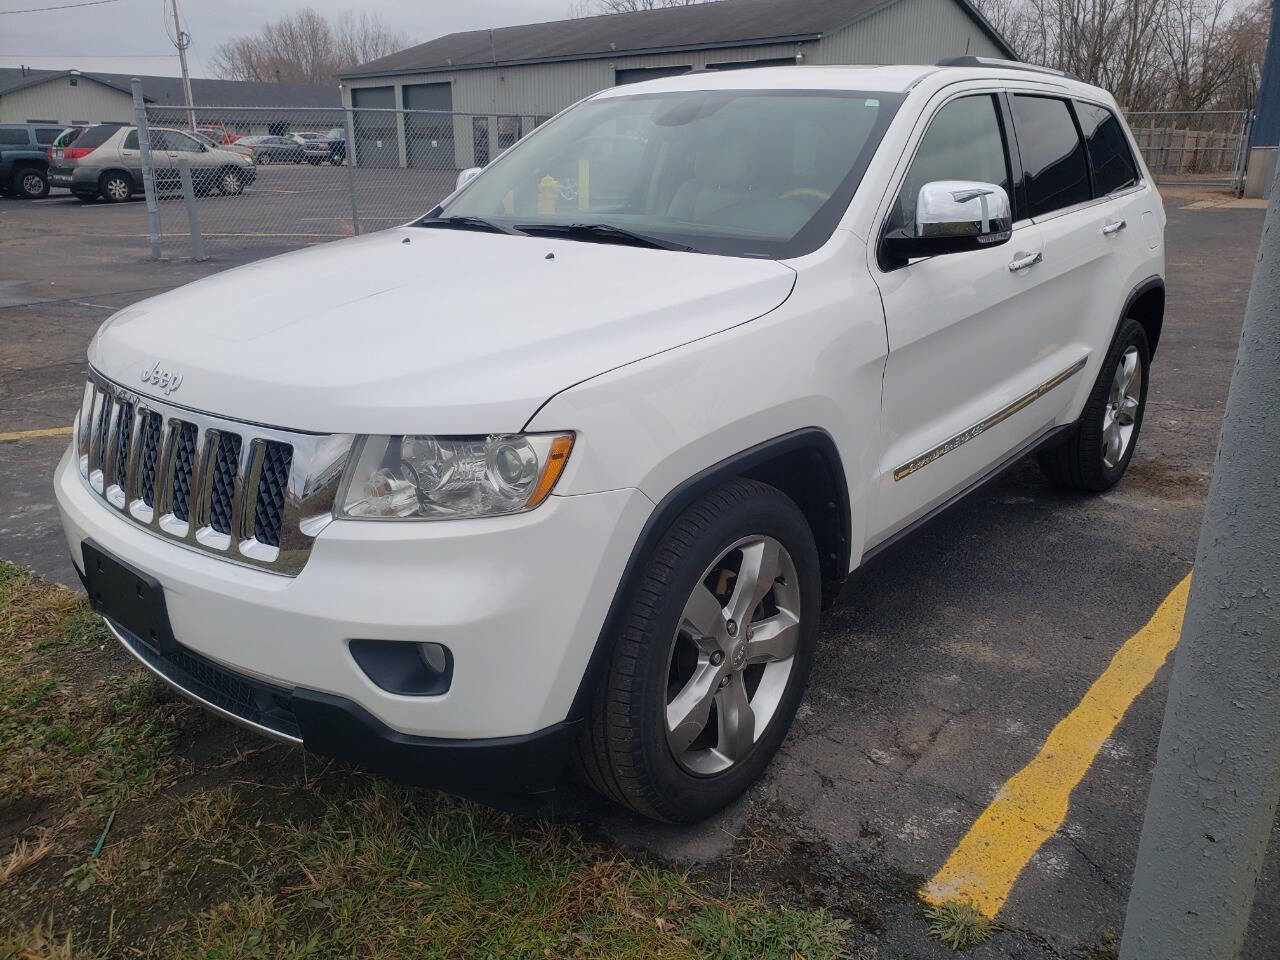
868 91 1051 546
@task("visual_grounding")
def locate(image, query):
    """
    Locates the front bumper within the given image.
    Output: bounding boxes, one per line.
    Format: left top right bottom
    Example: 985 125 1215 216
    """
55 445 652 766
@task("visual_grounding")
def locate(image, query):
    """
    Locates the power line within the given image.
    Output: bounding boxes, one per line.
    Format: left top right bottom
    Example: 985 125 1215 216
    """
0 52 177 58
0 0 122 13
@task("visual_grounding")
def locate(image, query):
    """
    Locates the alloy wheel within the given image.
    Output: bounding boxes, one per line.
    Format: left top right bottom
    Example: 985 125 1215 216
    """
21 172 45 197
1102 345 1142 469
104 177 129 201
221 171 242 195
664 535 801 776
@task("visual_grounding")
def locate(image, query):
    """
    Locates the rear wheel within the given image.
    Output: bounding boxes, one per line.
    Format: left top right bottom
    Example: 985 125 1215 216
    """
257 152 272 165
1038 317 1150 491
99 171 132 203
14 166 49 199
574 478 820 823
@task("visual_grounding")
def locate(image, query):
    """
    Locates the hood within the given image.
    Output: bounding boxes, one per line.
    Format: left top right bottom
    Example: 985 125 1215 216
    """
89 227 796 434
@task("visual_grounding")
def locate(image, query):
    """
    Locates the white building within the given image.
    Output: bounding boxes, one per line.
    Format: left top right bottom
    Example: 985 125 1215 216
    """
339 0 1015 169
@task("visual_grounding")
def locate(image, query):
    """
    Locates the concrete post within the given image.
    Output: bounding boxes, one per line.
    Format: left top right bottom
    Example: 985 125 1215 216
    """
175 157 205 262
130 78 162 260
1119 167 1280 958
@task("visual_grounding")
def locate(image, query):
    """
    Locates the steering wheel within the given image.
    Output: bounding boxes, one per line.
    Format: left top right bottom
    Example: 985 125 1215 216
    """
779 187 831 203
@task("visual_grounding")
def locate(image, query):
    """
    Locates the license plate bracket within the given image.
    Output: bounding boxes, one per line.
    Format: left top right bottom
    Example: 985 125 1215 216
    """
81 540 178 655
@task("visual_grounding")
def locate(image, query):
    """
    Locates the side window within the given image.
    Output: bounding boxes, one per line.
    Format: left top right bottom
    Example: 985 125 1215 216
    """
1009 95 1091 217
1075 102 1139 197
0 129 29 145
35 127 63 145
886 94 1010 234
123 130 139 150
166 132 203 152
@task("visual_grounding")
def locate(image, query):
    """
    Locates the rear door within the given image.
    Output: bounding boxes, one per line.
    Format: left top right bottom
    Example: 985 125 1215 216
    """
868 88 1049 545
1004 93 1136 419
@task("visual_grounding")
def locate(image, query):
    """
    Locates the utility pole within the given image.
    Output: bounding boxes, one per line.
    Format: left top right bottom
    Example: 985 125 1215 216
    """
1118 167 1280 957
170 0 196 132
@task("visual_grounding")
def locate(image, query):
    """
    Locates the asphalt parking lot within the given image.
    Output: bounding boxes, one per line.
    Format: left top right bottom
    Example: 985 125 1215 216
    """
1 184 1275 957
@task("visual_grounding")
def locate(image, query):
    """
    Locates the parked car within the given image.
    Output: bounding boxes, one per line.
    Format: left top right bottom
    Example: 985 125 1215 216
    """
48 125 255 202
56 60 1165 823
303 127 346 165
195 126 242 146
0 122 65 198
244 135 306 164
189 130 252 158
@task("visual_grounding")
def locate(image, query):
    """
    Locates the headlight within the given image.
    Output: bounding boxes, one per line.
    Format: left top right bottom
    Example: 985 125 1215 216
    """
338 433 574 520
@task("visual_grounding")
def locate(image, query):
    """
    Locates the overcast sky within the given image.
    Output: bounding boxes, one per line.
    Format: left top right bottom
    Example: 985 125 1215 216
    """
0 0 572 77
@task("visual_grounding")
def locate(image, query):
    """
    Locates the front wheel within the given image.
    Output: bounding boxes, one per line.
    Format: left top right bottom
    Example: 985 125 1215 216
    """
1038 317 1150 491
575 478 820 823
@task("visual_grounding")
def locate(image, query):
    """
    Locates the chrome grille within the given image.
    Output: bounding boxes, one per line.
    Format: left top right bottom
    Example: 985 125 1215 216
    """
76 371 355 576
253 441 292 548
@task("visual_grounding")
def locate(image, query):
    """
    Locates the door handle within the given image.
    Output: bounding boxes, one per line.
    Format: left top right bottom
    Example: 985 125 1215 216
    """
1101 219 1127 236
1008 250 1042 271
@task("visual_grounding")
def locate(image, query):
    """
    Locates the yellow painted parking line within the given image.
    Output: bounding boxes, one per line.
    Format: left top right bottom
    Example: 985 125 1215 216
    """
921 573 1193 917
0 426 73 443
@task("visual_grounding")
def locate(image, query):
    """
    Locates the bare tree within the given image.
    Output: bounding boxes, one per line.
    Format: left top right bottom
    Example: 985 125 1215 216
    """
211 7 410 84
568 0 708 15
971 0 1268 110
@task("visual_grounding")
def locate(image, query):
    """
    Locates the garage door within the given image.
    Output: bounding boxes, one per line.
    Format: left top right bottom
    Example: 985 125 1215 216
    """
404 82 455 170
351 86 398 168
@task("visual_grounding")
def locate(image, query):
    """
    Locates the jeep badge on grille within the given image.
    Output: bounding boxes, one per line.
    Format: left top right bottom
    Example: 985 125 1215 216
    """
141 362 183 396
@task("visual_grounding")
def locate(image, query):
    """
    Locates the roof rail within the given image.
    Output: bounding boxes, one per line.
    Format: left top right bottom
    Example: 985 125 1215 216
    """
935 56 1081 82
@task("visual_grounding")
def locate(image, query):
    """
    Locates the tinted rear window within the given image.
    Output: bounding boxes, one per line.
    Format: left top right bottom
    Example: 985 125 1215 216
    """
35 127 63 145
1010 95 1091 218
75 124 122 148
1075 102 1140 197
0 129 29 145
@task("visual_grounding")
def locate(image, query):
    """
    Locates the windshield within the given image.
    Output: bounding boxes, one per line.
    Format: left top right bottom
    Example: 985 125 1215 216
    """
435 88 902 258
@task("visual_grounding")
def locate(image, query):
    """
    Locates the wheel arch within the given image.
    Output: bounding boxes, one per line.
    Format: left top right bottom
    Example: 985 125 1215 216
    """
1124 276 1165 358
98 167 134 188
565 428 851 721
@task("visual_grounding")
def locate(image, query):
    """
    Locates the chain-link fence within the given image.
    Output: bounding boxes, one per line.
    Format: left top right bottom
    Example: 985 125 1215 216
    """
1126 110 1254 192
111 92 1256 260
135 102 549 260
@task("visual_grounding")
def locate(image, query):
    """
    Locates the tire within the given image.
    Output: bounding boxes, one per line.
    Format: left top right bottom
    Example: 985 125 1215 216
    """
218 168 244 196
574 478 821 823
328 152 342 166
1038 317 1150 492
99 171 132 203
257 152 271 165
14 166 49 199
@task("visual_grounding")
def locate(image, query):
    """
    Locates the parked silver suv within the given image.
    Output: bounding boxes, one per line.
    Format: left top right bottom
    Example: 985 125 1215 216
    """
48 124 255 202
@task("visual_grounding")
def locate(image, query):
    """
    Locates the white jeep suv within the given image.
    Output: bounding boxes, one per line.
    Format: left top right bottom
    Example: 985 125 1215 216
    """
55 60 1164 823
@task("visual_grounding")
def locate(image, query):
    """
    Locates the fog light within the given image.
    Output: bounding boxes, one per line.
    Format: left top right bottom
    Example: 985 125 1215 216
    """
418 642 448 674
348 638 453 696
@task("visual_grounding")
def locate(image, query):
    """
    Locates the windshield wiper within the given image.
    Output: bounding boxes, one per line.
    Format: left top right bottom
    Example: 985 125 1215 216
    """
514 222 694 252
417 215 525 236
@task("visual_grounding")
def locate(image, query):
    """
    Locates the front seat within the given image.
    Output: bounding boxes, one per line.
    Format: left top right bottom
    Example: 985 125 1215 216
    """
666 144 757 223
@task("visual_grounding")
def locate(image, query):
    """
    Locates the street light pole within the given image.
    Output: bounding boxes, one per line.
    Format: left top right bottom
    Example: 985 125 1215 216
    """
1119 170 1280 958
171 0 196 132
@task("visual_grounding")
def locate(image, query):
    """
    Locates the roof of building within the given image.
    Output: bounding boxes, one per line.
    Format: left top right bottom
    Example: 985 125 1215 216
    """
342 0 1016 80
0 67 340 108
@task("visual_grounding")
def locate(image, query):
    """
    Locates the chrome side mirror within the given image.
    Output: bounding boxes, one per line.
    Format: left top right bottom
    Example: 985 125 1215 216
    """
456 166 482 191
882 180 1012 264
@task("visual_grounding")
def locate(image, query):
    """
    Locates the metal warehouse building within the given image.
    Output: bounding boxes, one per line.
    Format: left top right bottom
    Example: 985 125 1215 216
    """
338 0 1016 169
0 67 338 131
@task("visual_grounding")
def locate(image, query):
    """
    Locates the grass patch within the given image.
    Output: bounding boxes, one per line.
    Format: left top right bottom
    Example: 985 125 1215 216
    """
0 560 856 958
924 899 995 950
